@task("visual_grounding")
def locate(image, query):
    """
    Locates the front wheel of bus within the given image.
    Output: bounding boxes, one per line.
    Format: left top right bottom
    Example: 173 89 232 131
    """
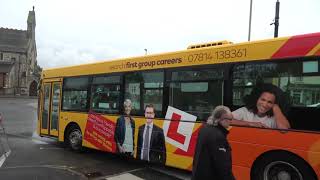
66 126 83 151
251 152 316 180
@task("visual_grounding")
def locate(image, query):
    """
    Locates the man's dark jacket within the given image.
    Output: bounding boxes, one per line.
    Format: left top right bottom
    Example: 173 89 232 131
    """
192 124 235 180
137 124 166 164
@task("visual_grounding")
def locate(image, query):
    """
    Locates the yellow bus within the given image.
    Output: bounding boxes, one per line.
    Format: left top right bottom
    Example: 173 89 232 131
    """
38 32 320 180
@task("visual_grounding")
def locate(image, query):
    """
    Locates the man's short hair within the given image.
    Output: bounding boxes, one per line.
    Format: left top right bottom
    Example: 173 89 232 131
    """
145 104 155 112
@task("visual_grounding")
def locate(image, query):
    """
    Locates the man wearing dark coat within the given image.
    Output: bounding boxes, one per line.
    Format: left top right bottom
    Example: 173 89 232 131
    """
137 104 166 164
192 105 235 180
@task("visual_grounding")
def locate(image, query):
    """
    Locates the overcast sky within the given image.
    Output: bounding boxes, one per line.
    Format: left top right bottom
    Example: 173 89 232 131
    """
0 0 319 69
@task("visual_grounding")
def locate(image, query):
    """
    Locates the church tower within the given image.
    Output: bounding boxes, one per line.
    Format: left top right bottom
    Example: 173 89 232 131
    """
0 6 41 96
27 6 36 39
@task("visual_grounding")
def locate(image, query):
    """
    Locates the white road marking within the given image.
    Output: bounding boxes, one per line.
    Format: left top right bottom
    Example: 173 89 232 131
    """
27 102 37 108
0 150 11 167
151 166 191 180
106 173 144 180
39 147 63 150
100 168 145 180
32 139 49 144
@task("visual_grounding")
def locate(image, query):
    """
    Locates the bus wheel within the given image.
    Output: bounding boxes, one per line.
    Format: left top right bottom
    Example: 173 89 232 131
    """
251 152 316 180
66 125 83 151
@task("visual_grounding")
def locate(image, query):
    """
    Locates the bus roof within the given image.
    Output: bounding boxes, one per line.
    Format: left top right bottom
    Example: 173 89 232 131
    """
42 32 320 79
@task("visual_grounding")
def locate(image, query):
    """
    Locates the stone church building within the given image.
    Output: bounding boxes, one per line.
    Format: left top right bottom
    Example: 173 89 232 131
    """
0 7 41 96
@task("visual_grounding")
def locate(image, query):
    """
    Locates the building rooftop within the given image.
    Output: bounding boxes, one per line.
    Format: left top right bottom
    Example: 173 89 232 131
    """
0 28 28 53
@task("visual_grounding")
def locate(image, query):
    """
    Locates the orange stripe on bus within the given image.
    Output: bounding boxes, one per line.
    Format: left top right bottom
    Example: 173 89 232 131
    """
315 48 320 56
272 33 320 58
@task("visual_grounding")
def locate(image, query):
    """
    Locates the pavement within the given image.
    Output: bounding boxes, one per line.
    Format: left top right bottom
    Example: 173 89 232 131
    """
0 166 88 180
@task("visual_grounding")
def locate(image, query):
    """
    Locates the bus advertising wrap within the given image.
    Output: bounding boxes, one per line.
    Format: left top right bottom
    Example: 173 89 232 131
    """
84 111 117 153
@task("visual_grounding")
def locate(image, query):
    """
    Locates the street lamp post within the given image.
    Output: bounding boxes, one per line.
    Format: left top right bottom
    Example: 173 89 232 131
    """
248 0 253 41
274 0 280 38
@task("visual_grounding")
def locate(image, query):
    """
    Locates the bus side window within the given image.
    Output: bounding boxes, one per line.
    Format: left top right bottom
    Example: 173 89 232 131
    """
232 58 320 131
124 71 164 117
62 77 89 111
167 67 224 121
90 75 121 114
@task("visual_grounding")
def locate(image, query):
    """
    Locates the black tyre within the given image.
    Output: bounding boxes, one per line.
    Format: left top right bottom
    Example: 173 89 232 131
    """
66 125 83 151
251 151 317 180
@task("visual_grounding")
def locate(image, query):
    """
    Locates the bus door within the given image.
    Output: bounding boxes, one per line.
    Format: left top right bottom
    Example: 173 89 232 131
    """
40 80 62 137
